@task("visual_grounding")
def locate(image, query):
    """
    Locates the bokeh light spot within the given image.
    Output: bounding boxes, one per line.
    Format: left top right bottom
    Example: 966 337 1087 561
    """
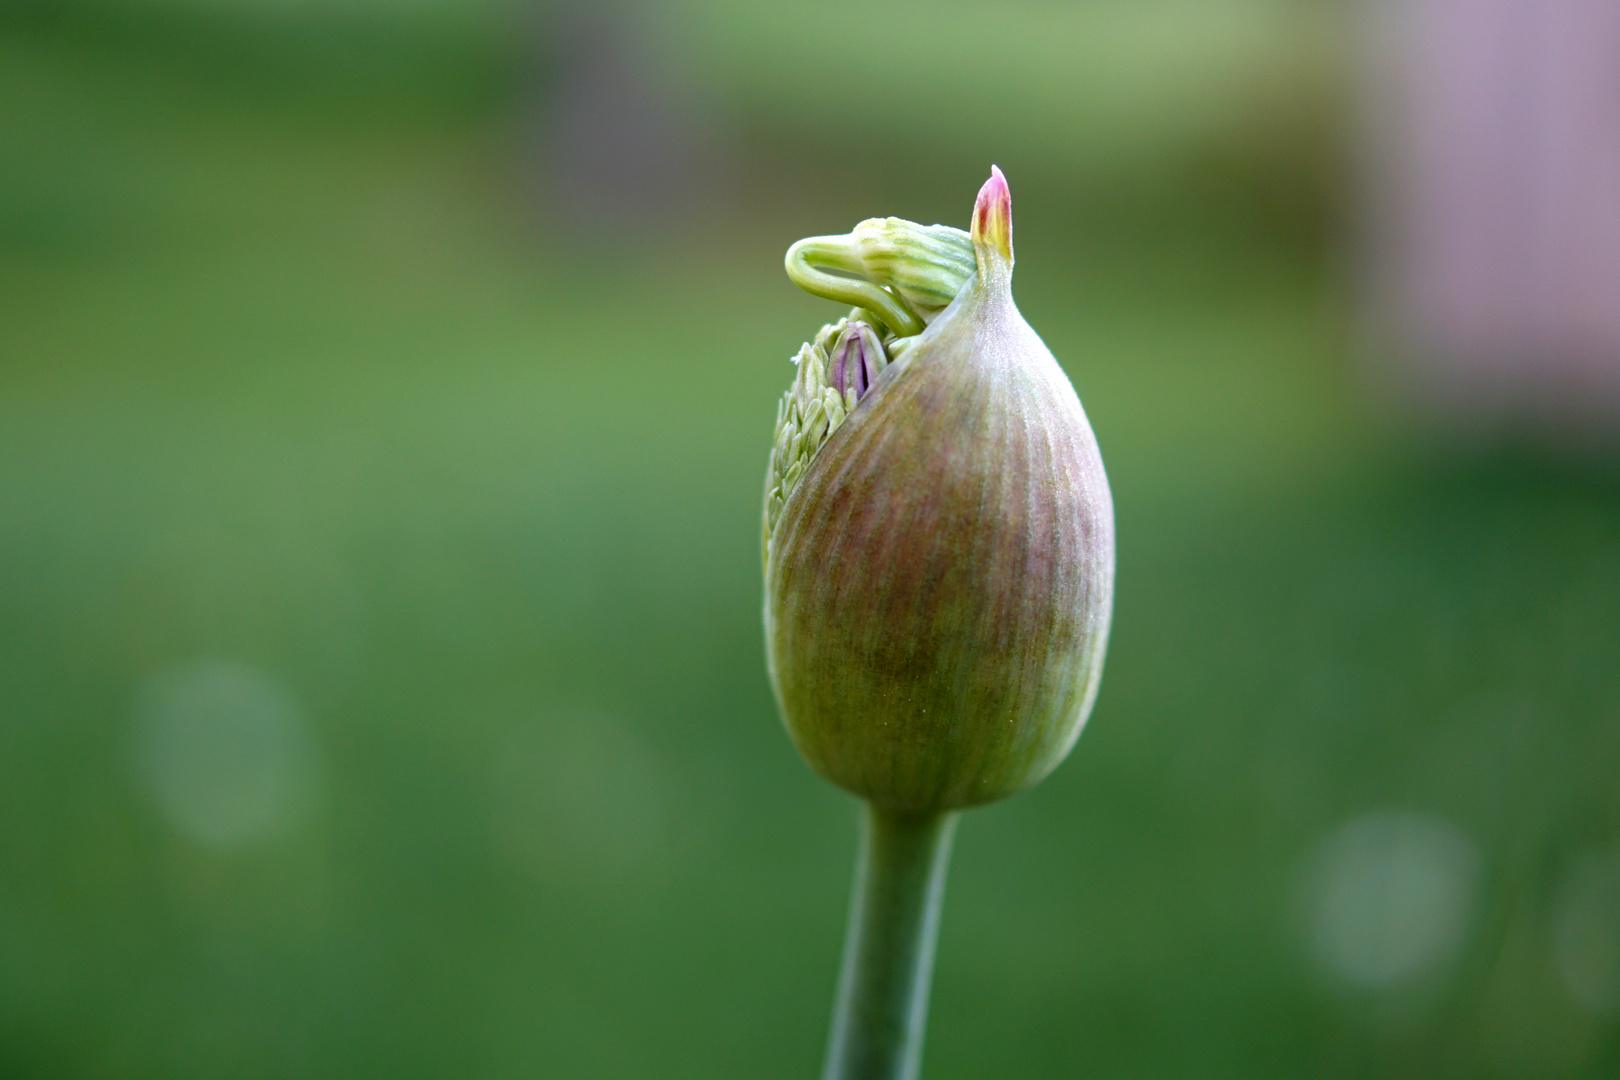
130 659 320 848
1307 811 1480 989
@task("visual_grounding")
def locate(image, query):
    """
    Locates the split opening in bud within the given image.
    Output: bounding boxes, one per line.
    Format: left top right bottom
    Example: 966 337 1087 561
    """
768 174 1016 566
764 318 890 554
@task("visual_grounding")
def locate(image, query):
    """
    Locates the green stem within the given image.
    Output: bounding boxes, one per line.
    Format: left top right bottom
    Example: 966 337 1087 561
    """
823 804 960 1080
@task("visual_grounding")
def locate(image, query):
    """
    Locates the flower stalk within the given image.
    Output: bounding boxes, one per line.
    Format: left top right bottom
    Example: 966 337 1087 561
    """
823 807 958 1080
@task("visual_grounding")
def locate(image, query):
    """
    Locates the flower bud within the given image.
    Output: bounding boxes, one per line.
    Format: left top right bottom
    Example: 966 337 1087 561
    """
763 168 1115 814
785 218 976 339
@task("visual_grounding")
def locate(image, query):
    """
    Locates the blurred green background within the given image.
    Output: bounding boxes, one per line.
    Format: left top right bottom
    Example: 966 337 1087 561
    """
2 1 1618 1077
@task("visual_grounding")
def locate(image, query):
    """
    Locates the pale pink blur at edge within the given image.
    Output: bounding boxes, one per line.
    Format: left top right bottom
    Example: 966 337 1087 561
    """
1364 0 1620 430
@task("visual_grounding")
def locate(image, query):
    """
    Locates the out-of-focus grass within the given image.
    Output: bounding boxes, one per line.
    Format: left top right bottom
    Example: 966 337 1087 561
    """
2 5 1618 1079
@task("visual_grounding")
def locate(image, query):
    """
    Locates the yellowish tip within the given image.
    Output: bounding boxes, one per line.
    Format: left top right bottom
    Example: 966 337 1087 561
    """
970 165 1012 261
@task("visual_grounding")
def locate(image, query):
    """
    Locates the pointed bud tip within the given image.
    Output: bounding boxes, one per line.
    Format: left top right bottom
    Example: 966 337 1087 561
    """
971 165 1012 260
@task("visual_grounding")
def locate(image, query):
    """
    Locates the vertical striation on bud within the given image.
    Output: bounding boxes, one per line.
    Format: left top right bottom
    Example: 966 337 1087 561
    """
763 168 1115 814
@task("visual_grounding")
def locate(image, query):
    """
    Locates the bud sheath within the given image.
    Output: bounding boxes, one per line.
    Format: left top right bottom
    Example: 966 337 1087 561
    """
764 169 1114 814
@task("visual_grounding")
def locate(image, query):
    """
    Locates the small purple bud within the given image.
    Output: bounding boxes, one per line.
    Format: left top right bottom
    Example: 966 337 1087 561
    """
828 332 849 396
828 321 885 401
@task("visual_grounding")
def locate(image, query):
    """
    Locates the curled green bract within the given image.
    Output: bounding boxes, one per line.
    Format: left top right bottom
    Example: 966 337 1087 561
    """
784 218 976 340
846 218 977 313
785 237 925 338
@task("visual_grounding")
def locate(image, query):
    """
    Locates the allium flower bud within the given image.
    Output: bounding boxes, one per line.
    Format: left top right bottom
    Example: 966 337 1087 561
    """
763 168 1115 814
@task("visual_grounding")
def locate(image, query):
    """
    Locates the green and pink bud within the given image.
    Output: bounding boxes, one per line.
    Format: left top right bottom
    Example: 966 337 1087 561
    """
763 168 1115 813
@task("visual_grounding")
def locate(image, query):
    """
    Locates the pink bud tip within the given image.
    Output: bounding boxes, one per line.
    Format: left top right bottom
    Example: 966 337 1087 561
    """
971 165 1012 260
